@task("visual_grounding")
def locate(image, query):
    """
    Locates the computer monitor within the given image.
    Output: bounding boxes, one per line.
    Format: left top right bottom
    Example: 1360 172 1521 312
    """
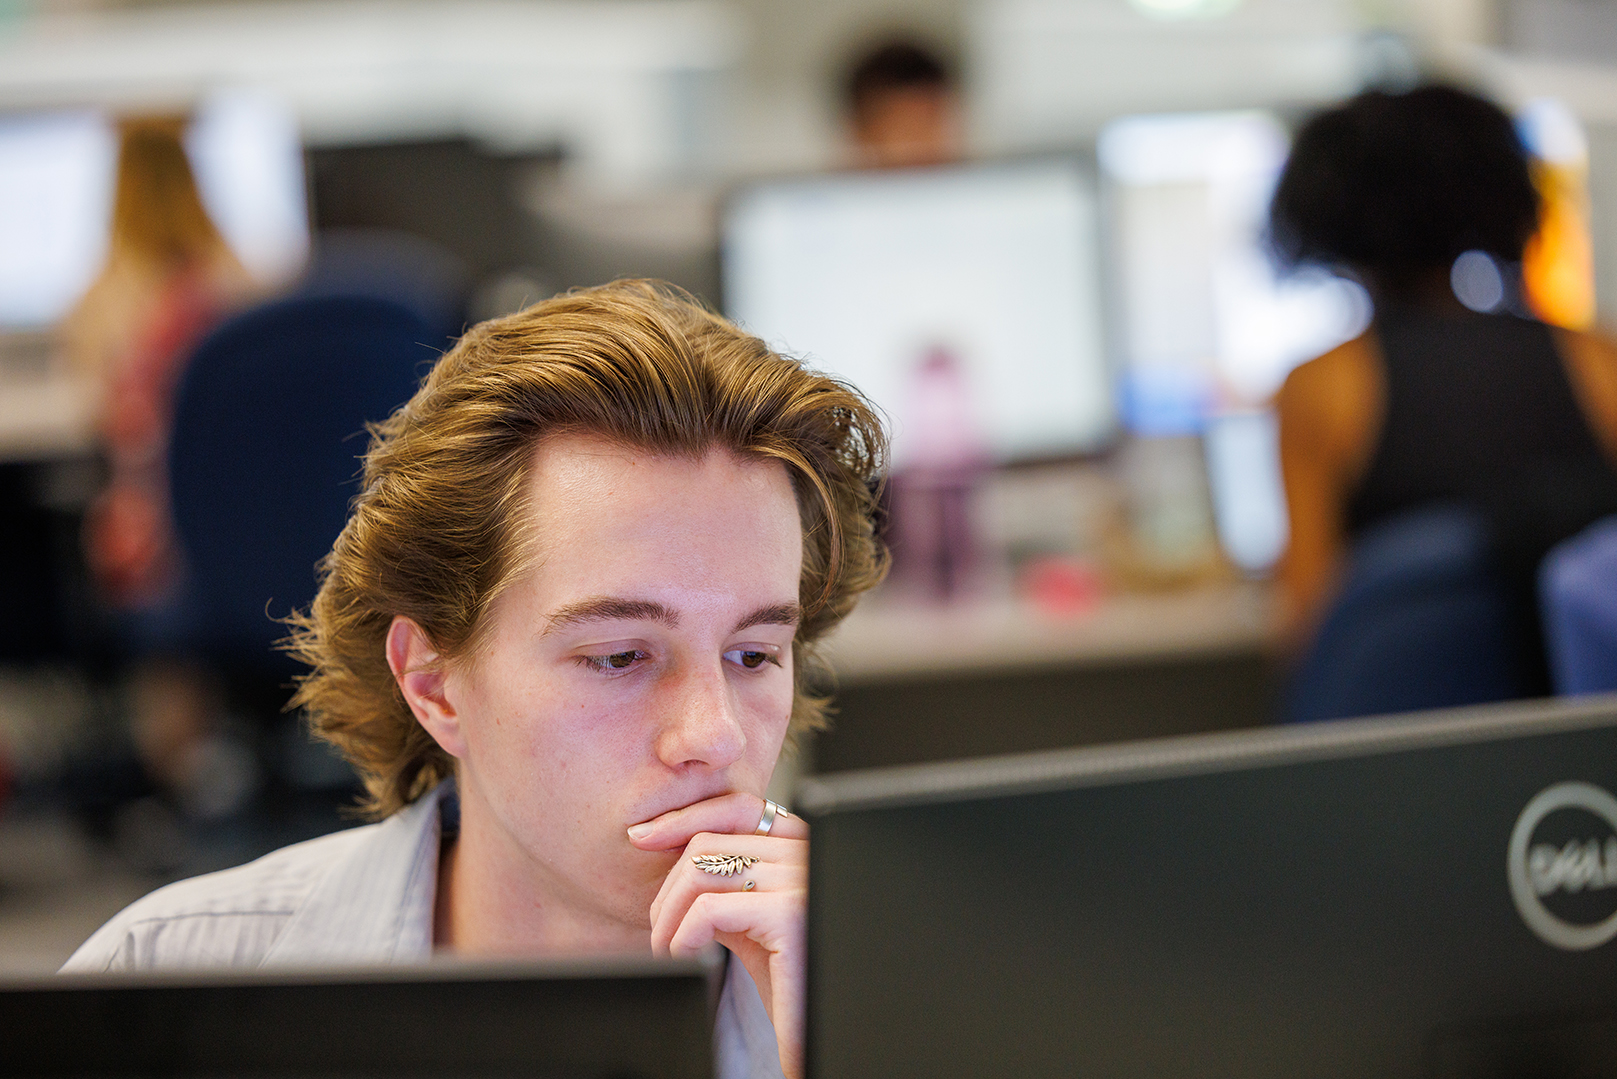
1 955 718 1079
798 696 1617 1079
1204 408 1288 574
0 110 115 330
1098 110 1370 435
0 92 308 332
722 159 1113 464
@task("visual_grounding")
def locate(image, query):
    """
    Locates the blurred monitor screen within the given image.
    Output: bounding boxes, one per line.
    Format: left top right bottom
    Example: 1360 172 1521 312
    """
1099 111 1369 435
0 92 307 332
800 698 1617 1078
722 160 1113 465
185 89 310 288
0 111 116 329
1204 408 1288 573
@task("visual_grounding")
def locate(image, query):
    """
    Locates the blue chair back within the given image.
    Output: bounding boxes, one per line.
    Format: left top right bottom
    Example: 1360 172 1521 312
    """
293 228 469 348
1540 514 1617 695
169 295 434 676
1285 505 1532 722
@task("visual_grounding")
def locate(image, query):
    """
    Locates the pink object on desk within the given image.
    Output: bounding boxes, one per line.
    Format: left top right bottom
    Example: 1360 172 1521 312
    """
1019 555 1104 617
888 346 990 601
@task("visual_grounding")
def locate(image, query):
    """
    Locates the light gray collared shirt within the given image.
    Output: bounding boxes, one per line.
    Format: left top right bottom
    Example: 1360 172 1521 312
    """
61 783 783 1079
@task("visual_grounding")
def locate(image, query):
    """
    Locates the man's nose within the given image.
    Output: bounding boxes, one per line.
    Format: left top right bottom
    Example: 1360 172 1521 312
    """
654 662 747 771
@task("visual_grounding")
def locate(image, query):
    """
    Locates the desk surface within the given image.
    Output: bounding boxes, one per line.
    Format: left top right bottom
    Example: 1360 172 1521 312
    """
820 581 1276 683
0 371 95 462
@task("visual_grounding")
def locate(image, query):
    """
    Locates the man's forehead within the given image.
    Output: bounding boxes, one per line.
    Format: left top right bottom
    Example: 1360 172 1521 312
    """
519 435 797 536
502 432 802 585
526 433 784 489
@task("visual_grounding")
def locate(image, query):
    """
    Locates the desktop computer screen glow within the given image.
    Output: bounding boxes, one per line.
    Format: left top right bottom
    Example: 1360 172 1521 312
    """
1099 110 1370 434
0 91 308 331
0 111 116 329
722 160 1113 465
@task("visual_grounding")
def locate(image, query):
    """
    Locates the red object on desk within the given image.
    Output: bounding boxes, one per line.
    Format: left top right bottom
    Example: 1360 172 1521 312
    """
1019 556 1104 617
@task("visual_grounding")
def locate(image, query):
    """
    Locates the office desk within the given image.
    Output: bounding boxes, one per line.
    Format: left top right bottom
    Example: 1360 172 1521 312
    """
821 581 1274 682
0 371 95 463
806 582 1280 774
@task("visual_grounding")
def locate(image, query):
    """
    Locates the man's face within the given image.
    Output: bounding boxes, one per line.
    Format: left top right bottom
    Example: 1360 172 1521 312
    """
853 86 961 169
442 433 803 937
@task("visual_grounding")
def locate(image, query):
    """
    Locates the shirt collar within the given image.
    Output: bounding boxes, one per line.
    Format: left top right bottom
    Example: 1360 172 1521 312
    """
261 780 452 966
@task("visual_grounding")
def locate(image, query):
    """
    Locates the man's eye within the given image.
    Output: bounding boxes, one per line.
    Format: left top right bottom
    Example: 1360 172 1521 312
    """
726 649 775 670
584 650 643 672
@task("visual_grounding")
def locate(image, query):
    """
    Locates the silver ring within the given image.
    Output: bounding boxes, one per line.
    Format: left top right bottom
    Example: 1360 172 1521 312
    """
755 799 789 836
692 853 758 877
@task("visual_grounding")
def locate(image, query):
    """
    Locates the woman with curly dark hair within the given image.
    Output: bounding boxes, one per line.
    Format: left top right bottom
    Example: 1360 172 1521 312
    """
1271 85 1617 688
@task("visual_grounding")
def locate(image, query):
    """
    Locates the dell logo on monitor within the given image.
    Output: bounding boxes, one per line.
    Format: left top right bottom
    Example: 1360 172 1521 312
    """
1508 781 1617 950
1528 837 1617 895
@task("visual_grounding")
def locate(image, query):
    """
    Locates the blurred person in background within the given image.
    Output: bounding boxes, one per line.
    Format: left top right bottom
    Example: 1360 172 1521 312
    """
66 115 257 612
61 115 259 811
843 38 962 170
1271 85 1617 689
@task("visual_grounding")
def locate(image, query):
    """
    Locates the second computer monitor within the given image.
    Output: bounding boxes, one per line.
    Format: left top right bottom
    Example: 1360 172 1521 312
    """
799 697 1617 1079
722 159 1113 465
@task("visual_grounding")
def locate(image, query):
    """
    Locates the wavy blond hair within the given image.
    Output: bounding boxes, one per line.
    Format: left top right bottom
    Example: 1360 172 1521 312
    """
286 280 888 817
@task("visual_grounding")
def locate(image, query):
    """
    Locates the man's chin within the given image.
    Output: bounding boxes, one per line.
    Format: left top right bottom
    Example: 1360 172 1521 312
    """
618 850 679 906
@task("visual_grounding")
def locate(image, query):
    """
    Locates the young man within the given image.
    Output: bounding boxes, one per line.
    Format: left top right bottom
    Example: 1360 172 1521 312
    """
63 281 890 1079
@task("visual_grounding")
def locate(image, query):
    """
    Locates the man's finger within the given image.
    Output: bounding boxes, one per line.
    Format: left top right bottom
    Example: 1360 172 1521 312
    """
650 860 803 948
628 791 807 850
650 833 806 924
664 889 804 959
648 831 804 926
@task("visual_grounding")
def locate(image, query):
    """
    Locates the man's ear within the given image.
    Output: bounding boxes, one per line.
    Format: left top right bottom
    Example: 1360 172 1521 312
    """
386 616 466 759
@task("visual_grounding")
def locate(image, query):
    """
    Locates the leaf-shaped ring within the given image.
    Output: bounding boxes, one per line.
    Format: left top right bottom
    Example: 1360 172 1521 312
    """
692 853 760 877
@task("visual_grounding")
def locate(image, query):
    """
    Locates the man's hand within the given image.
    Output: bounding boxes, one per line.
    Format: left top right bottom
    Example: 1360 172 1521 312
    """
631 792 809 1079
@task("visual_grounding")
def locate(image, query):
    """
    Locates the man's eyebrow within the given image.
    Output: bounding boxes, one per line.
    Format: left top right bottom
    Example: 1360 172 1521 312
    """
734 603 801 633
543 597 679 635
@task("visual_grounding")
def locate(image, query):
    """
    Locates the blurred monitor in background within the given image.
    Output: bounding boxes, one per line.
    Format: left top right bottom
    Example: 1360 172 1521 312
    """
184 89 309 291
1097 110 1369 579
842 38 963 170
301 137 557 343
722 158 1112 467
1203 409 1287 575
0 90 306 336
1099 110 1369 437
0 111 115 331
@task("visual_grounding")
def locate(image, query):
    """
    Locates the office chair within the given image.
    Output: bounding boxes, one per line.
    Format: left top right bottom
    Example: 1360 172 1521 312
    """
1540 514 1617 695
1284 505 1531 722
293 228 469 348
169 294 433 685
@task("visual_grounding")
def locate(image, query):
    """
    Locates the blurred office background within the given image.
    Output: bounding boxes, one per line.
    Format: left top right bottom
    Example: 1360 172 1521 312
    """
1 0 1616 970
